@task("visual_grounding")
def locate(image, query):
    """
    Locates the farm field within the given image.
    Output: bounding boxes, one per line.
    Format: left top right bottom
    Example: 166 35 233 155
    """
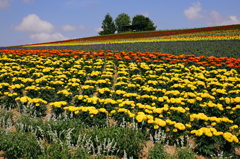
1 24 240 159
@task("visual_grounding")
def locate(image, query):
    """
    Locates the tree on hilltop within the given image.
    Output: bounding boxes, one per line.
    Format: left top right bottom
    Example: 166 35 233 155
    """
132 15 157 31
143 17 157 31
115 13 131 33
98 13 116 36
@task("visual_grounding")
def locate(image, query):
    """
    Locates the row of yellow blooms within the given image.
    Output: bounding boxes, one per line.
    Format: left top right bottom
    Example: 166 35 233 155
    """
1 53 240 145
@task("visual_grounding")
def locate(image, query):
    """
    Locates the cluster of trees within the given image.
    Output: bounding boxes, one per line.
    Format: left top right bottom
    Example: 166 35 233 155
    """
98 13 157 36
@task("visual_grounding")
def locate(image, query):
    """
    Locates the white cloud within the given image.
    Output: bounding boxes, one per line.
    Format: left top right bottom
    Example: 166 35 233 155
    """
94 25 103 33
206 10 240 26
61 24 90 32
184 1 203 21
78 25 90 32
22 0 34 4
0 0 10 9
13 14 70 43
184 2 240 26
141 12 149 18
62 25 77 31
79 25 85 30
14 14 55 33
29 33 69 42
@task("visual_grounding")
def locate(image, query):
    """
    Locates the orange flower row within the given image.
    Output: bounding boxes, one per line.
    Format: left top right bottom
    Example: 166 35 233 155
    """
1 49 240 69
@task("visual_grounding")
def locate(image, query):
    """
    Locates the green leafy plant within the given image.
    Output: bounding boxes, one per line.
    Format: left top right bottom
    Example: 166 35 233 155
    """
147 142 172 159
0 131 42 159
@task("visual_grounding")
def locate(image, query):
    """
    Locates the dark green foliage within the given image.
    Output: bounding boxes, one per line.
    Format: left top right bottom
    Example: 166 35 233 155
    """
132 15 157 32
132 15 148 31
99 13 116 36
147 143 171 159
143 17 157 31
115 13 131 33
0 131 42 159
174 147 197 159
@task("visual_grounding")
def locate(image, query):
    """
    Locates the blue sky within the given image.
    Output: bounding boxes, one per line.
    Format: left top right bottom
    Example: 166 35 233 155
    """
0 0 240 47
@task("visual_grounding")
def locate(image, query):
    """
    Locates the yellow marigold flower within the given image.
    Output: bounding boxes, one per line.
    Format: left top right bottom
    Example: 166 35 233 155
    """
147 119 154 124
213 131 221 136
154 125 159 129
169 121 176 125
219 107 224 111
111 110 116 114
75 111 79 114
54 103 62 108
223 132 234 142
15 97 20 101
118 108 126 113
78 95 83 100
159 120 167 127
166 128 170 132
63 107 69 110
209 127 217 132
185 124 192 128
234 97 240 103
174 123 186 130
225 97 231 104
226 137 234 142
216 118 222 123
173 128 178 132
155 119 166 127
196 96 202 101
205 131 213 137
195 129 203 137
191 130 197 134
93 110 99 115
129 113 135 118
82 108 88 112
99 108 107 113
35 103 40 106
136 116 144 123
146 115 154 120
20 97 28 103
230 125 238 130
233 135 239 143
233 125 238 129
158 97 164 102
159 114 163 118
163 107 168 111
211 122 216 126
90 115 93 117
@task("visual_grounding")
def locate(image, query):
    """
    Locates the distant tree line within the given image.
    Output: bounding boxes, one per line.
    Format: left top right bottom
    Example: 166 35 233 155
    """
98 13 157 36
